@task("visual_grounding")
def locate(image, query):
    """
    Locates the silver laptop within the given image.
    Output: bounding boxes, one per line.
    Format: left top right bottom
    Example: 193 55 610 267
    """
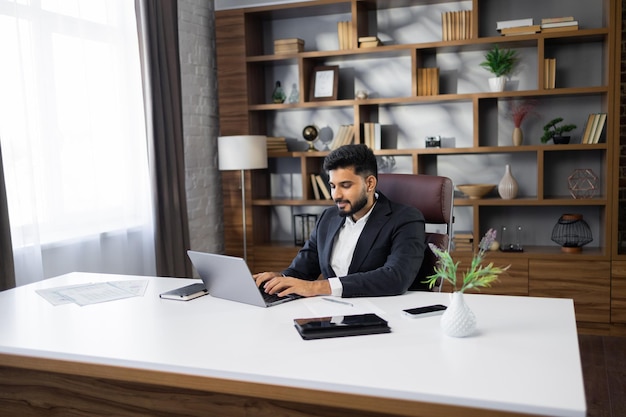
187 250 299 307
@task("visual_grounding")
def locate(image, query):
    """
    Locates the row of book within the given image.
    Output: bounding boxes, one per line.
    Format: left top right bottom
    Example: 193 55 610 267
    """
417 67 440 96
273 38 304 54
497 16 579 36
543 58 556 89
363 122 381 150
358 36 381 48
266 136 288 152
328 124 355 150
441 10 473 41
337 21 352 49
581 113 607 145
452 232 473 252
310 174 331 200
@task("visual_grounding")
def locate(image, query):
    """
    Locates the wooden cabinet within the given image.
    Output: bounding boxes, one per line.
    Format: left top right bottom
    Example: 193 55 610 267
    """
529 260 611 323
611 261 626 323
215 0 620 324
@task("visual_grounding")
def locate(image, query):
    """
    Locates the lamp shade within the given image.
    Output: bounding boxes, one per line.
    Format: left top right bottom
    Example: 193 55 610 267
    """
218 135 268 171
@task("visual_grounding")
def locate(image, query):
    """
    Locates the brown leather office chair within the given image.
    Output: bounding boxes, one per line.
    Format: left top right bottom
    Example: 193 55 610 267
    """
377 173 454 291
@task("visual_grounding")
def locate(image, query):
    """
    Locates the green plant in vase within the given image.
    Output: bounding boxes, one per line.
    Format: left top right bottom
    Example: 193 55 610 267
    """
480 45 518 92
424 229 510 293
540 117 577 144
423 229 510 337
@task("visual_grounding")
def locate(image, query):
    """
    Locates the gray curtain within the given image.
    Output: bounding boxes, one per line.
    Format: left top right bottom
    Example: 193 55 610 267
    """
0 144 16 290
138 0 192 278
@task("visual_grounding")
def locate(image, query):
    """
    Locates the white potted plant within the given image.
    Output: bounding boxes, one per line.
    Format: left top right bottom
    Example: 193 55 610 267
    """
480 45 518 92
424 229 510 337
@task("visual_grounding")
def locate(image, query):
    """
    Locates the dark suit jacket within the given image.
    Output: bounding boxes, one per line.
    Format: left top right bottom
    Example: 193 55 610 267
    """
282 192 426 297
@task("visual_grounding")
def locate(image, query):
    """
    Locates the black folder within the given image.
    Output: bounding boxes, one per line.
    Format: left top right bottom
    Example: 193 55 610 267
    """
293 313 391 340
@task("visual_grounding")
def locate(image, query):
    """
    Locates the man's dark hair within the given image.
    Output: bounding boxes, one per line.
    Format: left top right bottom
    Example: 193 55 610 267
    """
323 144 378 179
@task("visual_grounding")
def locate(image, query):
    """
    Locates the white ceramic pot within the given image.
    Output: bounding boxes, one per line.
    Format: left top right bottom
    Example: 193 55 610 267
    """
488 76 506 92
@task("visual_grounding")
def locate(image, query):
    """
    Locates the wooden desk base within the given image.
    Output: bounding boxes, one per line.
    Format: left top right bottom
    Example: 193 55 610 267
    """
0 360 539 417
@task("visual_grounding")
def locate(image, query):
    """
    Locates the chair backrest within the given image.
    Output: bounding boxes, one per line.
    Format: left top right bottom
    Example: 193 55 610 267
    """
377 173 454 291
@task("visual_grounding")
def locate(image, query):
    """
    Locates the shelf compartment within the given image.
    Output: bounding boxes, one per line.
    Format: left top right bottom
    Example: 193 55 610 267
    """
479 205 606 250
246 1 353 56
543 149 607 198
544 38 607 88
477 0 607 38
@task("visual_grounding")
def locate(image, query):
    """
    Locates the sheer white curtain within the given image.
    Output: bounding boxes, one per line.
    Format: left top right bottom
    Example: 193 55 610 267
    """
0 0 155 286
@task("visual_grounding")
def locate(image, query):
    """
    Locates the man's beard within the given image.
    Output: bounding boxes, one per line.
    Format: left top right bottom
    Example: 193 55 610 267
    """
336 193 368 218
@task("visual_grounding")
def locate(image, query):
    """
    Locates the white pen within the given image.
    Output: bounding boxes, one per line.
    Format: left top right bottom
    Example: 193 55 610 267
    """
322 297 353 307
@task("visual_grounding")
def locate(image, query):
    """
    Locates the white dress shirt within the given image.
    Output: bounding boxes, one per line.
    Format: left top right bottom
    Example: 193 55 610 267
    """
328 200 377 296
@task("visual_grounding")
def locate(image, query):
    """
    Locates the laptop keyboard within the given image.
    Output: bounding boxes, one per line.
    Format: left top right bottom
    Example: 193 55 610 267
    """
260 289 291 304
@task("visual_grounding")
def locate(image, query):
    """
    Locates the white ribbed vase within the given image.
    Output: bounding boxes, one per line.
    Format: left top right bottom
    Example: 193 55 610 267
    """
498 164 519 200
441 292 476 337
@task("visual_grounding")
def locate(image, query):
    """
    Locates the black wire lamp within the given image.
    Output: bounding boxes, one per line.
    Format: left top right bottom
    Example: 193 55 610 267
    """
551 214 592 253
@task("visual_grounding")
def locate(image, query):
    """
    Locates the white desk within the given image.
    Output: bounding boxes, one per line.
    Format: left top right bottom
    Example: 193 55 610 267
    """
0 272 586 417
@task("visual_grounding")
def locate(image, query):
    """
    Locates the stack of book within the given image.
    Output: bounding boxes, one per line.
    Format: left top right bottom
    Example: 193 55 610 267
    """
441 10 473 41
310 174 331 200
544 58 556 89
358 36 381 48
363 122 381 150
328 125 354 150
452 232 474 252
540 16 578 33
266 136 288 152
496 18 541 36
273 38 304 54
581 113 607 144
417 67 440 96
337 21 352 49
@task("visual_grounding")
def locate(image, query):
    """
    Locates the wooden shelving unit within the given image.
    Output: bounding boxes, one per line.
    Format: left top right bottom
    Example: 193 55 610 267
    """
215 0 622 326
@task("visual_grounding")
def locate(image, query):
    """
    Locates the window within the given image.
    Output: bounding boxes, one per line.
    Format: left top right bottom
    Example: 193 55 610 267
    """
0 0 155 283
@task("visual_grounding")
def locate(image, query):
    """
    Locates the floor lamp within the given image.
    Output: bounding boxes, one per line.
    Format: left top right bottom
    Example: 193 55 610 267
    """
218 135 267 263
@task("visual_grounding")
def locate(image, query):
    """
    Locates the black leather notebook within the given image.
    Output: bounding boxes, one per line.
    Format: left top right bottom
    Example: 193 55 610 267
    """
159 283 208 301
293 313 391 340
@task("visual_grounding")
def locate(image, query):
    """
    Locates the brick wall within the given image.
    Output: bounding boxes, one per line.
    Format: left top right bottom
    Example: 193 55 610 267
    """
178 0 224 255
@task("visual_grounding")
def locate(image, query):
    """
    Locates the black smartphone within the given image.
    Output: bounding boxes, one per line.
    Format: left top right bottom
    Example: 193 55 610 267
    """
402 304 447 318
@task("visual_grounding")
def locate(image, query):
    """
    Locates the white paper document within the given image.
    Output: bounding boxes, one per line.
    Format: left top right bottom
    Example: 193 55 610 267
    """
37 280 149 306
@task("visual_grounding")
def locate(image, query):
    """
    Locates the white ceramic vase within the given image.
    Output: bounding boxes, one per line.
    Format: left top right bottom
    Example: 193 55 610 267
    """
498 164 519 200
441 292 476 337
488 76 506 92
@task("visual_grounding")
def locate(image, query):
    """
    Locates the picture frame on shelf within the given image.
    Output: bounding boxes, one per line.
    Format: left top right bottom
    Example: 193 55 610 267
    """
309 65 339 101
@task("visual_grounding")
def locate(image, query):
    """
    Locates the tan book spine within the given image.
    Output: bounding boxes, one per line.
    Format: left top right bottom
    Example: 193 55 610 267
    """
342 125 355 146
581 114 595 144
311 174 320 200
315 175 332 200
591 113 607 144
586 113 601 145
541 25 579 33
337 21 345 49
432 68 440 95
